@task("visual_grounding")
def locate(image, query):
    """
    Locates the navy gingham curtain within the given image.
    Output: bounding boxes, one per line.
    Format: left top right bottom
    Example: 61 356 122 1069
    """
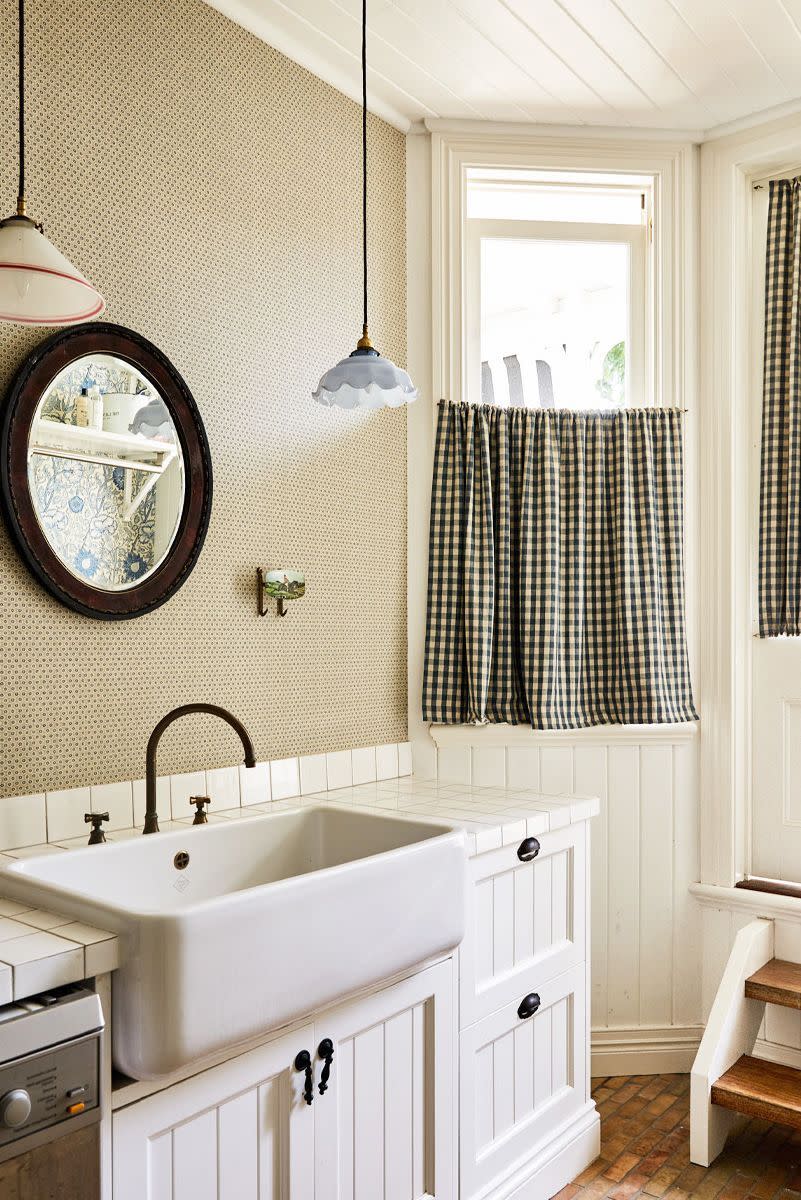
422 401 698 729
759 177 801 637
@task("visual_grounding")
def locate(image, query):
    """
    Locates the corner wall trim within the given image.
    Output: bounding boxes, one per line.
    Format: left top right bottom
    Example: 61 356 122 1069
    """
591 1025 704 1078
691 882 801 921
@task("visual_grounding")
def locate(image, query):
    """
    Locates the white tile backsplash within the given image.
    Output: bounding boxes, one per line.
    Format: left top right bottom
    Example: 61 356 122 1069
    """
398 742 412 776
0 794 46 851
239 762 271 807
325 750 353 791
91 781 134 832
270 758 300 801
300 755 327 795
132 777 171 827
206 766 240 812
352 746 377 785
375 744 399 781
170 771 207 820
46 787 91 843
0 741 408 852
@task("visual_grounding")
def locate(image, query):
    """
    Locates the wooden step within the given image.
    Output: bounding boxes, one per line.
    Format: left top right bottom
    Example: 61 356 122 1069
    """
746 959 801 1009
711 1055 801 1129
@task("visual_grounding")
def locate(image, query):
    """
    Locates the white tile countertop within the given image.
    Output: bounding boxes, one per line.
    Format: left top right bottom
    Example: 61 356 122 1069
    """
299 776 600 855
0 776 599 999
0 899 119 1001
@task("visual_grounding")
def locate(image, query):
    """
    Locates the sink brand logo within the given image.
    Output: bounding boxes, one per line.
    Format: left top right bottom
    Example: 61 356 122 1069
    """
173 875 191 893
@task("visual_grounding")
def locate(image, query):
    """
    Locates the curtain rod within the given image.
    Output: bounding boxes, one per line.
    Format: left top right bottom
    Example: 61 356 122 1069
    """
753 168 801 190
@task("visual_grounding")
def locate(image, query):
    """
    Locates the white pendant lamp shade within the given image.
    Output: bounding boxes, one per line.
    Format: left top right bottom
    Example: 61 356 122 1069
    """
313 348 417 409
0 215 104 325
0 0 105 327
312 0 416 411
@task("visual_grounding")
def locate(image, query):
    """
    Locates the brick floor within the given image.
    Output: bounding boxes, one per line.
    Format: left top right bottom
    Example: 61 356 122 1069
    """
558 1074 801 1200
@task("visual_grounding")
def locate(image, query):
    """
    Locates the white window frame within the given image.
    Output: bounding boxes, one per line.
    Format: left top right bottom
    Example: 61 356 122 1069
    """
408 127 698 777
430 131 694 417
465 216 649 408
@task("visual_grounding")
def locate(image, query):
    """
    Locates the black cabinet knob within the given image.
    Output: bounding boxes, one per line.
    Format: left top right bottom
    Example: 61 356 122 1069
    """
517 992 541 1020
294 1050 314 1104
517 836 540 862
317 1038 334 1095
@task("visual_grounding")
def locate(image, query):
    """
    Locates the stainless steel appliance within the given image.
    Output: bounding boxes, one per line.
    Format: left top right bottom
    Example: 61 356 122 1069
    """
0 983 103 1198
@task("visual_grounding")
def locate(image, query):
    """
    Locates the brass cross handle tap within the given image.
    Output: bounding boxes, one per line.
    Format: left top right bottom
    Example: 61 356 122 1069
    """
84 812 109 845
190 796 211 824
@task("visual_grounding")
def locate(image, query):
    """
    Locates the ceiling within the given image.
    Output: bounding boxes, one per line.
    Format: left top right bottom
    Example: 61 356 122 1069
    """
205 0 801 136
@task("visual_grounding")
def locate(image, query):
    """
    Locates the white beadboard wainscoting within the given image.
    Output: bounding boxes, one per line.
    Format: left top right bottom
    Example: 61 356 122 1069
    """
430 723 703 1075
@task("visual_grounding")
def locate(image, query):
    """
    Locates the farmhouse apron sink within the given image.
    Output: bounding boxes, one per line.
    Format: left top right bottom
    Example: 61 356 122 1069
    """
0 805 466 1080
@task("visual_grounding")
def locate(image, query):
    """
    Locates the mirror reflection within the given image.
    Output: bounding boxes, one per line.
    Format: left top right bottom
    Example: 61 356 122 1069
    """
27 354 185 591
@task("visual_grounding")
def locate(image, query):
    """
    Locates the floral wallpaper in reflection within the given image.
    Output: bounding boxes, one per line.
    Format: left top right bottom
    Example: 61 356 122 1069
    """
30 358 156 589
30 457 155 587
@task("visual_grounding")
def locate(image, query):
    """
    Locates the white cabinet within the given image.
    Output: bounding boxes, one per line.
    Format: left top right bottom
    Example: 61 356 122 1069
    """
460 965 585 1199
112 961 453 1200
111 817 598 1200
460 823 586 1028
458 823 598 1198
315 960 454 1200
112 1024 316 1200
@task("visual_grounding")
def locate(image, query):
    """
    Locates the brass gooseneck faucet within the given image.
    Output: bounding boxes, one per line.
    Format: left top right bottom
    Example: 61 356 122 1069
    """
144 704 256 834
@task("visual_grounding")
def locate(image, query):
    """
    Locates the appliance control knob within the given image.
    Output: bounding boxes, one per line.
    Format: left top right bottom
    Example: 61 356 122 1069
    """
0 1088 31 1129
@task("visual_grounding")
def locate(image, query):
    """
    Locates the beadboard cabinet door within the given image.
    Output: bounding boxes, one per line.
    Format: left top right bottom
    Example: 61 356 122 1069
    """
460 964 586 1200
314 960 455 1200
460 823 586 1028
112 1024 315 1200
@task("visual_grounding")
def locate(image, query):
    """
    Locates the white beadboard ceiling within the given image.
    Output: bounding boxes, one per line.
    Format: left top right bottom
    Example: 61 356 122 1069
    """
205 0 801 136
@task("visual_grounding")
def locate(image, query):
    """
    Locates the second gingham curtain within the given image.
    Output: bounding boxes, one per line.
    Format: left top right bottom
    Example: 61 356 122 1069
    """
422 400 698 728
759 177 801 636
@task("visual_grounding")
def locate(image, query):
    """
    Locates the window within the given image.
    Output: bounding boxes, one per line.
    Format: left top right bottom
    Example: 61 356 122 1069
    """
465 170 651 408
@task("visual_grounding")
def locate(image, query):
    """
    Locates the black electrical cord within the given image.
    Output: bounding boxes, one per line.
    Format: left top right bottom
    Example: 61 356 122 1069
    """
361 0 368 333
17 0 25 212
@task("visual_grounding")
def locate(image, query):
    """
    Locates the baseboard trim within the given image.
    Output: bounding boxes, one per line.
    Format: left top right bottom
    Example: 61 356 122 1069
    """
754 1038 801 1071
483 1103 600 1200
592 1025 704 1077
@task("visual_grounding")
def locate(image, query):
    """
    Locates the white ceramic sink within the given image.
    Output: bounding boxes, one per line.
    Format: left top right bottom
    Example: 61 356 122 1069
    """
0 805 466 1080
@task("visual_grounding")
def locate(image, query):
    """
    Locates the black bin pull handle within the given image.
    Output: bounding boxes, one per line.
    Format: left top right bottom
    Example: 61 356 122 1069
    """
517 836 540 862
294 1050 314 1105
317 1038 334 1095
517 992 541 1020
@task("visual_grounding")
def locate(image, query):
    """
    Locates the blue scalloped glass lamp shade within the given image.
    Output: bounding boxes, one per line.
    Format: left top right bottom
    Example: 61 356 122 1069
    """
313 346 418 410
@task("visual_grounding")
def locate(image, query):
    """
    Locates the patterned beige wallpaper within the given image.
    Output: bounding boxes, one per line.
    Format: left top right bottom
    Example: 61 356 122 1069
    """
0 0 408 795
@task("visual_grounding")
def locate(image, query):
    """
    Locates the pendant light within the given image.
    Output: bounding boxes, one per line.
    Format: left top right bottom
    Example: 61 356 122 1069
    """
312 0 416 409
0 0 104 325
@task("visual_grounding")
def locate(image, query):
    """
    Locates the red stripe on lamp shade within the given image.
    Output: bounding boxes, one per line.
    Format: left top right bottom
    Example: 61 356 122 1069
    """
0 261 104 323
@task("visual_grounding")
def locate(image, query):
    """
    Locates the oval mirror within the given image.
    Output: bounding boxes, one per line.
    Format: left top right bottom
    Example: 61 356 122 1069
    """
0 323 212 619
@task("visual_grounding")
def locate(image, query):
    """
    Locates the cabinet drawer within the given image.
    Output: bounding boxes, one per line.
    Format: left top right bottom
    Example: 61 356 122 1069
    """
459 964 586 1200
460 823 586 1028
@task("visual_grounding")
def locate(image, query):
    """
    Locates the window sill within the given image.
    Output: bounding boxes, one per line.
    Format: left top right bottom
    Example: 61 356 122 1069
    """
429 721 699 748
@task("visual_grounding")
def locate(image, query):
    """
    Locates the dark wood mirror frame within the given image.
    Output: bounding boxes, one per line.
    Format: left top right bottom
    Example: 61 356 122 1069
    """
0 322 212 620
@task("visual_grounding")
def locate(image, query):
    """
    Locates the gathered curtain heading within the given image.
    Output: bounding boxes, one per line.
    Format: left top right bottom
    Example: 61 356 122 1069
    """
422 400 698 730
759 177 801 637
